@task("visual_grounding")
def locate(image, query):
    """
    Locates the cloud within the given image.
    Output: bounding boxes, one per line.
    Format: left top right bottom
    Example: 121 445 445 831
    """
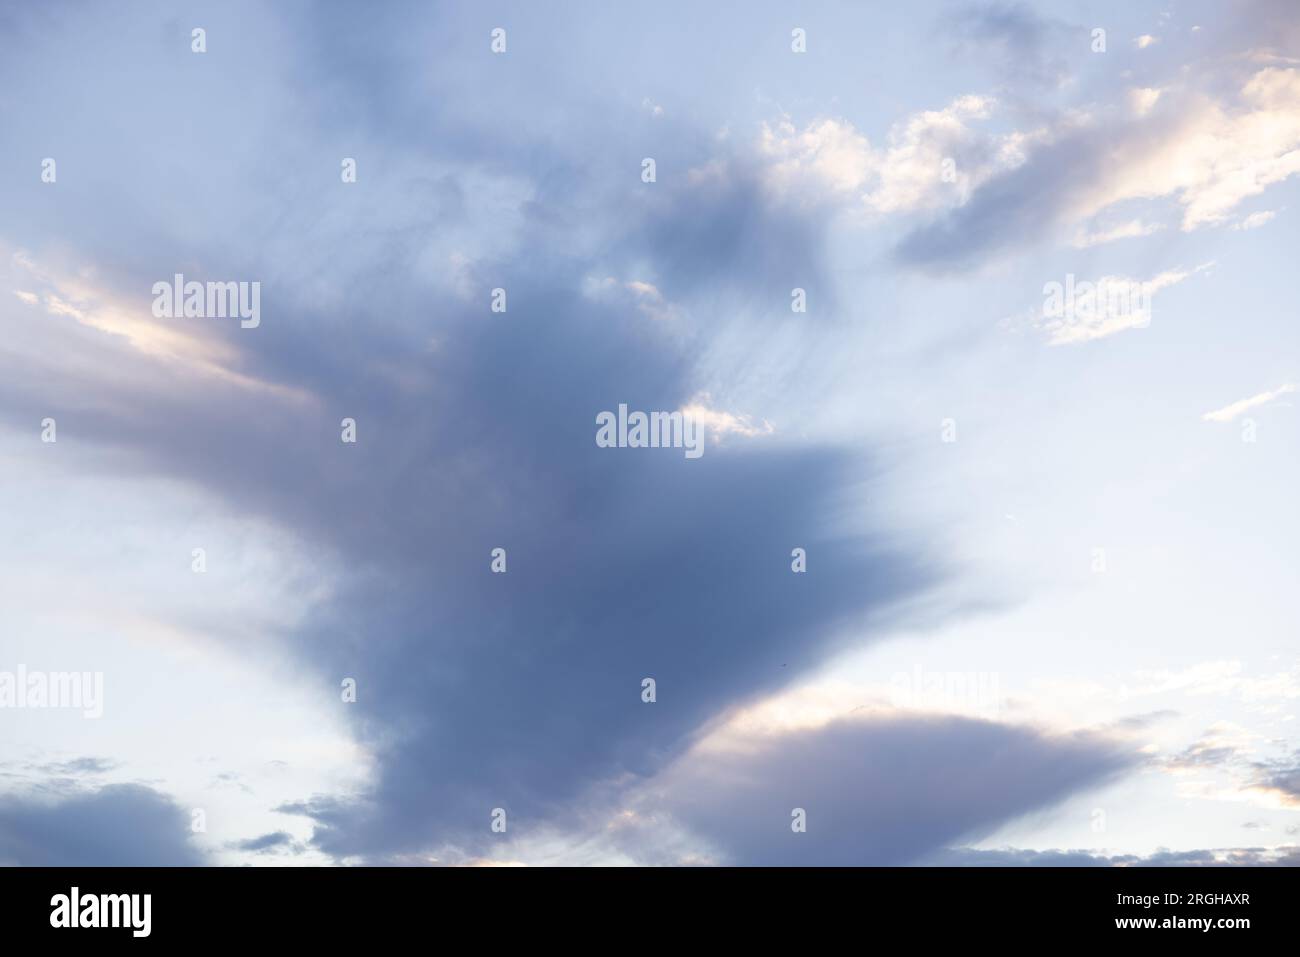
1095 68 1300 231
1120 660 1300 700
942 4 1076 89
896 66 1300 269
1202 384 1297 422
582 276 680 323
0 784 204 866
0 0 968 869
1049 266 1211 345
1000 264 1212 346
934 845 1300 866
227 831 304 855
36 757 120 777
619 713 1139 865
760 117 874 198
630 156 836 304
758 96 1036 216
1160 725 1300 810
1232 210 1277 230
1165 729 1253 771
1071 219 1163 248
272 412 937 862
679 393 775 440
1246 753 1300 808
1127 87 1163 117
0 28 941 866
894 120 1095 270
8 0 1284 869
5 248 316 406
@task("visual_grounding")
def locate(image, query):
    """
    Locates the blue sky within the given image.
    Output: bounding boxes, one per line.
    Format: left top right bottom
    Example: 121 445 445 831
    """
1 0 1298 866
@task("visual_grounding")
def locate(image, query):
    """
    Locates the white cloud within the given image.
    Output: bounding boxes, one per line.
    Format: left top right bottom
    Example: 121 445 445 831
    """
1232 209 1277 230
1078 68 1300 231
624 279 661 299
582 275 679 322
757 95 1039 215
759 116 874 196
761 69 1300 244
680 393 775 441
1071 218 1164 247
1030 263 1212 346
1127 86 1163 117
1202 383 1297 422
8 250 311 402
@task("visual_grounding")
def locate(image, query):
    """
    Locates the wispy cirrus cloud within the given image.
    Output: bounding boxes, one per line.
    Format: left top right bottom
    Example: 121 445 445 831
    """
1202 383 1297 422
997 263 1213 346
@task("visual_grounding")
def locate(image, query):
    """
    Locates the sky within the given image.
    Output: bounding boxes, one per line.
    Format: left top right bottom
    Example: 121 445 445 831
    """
0 0 1298 866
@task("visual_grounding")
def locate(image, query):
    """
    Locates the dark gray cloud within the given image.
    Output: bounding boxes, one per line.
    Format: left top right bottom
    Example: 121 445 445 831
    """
630 165 834 308
227 831 303 855
0 784 204 866
635 714 1139 866
893 133 1086 271
271 427 937 861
